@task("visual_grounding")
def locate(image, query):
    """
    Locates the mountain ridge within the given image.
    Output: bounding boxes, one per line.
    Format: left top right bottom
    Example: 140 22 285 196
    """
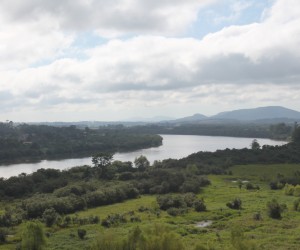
166 106 300 124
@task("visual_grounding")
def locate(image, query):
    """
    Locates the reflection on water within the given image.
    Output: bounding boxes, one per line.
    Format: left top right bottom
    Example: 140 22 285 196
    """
0 135 286 178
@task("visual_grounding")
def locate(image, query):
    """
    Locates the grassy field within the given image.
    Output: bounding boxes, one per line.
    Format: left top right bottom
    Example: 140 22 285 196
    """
2 164 300 249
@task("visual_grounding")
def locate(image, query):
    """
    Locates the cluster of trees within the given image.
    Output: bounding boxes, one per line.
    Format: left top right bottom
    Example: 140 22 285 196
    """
125 122 294 140
0 122 162 163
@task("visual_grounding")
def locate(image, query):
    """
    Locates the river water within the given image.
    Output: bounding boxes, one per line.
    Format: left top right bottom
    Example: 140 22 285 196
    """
0 134 286 178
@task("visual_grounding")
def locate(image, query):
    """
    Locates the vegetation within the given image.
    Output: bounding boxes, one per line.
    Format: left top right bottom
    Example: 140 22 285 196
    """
125 122 294 140
21 221 46 250
0 122 162 164
0 123 299 249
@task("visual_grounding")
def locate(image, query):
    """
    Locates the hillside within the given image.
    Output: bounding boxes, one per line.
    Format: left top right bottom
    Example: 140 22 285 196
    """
211 106 300 121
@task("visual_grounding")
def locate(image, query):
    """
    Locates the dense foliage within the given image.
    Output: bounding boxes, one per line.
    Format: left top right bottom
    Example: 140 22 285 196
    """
125 122 293 140
0 122 162 163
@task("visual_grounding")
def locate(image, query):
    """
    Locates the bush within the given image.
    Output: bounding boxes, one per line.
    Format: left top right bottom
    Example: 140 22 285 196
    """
157 195 187 210
21 222 46 250
269 181 284 190
267 199 285 219
101 213 127 228
167 208 187 216
77 228 86 239
226 198 242 210
294 199 300 211
194 199 206 212
0 228 7 244
42 208 58 227
284 184 295 195
246 183 260 190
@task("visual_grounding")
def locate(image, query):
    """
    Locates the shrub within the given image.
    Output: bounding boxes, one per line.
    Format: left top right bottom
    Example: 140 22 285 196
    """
167 208 187 216
77 228 86 240
267 199 285 219
42 208 58 227
21 222 46 250
226 198 242 210
0 228 6 244
294 199 300 211
284 184 295 196
246 183 260 190
101 213 127 228
293 185 300 196
194 199 206 212
269 181 284 190
157 195 186 210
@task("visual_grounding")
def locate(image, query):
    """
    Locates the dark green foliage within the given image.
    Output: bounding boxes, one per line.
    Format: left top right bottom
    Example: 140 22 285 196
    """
157 193 205 215
101 213 128 228
92 152 114 179
23 195 86 219
267 199 285 219
292 125 300 144
0 122 162 164
0 228 7 244
269 181 284 190
134 155 150 171
194 199 206 212
77 228 87 239
42 208 58 227
251 139 260 150
167 208 187 216
245 183 260 190
157 194 187 210
293 199 300 211
226 198 242 210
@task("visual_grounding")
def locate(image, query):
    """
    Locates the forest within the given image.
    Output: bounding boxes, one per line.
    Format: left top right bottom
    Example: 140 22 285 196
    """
125 122 294 140
0 122 162 164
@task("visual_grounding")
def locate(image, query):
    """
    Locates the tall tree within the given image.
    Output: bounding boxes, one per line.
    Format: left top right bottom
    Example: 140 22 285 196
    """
92 152 114 178
134 155 150 171
21 221 46 250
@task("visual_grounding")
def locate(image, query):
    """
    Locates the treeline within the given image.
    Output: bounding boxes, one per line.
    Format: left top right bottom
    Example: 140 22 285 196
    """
0 122 162 163
125 122 294 139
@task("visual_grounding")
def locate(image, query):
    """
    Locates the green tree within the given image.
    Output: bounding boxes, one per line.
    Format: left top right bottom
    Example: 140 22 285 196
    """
92 152 114 178
134 155 150 171
251 139 260 150
42 208 58 227
292 125 300 144
21 221 46 250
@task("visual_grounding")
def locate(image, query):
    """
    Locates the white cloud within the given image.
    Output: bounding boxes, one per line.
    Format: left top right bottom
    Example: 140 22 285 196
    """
0 0 300 121
0 0 216 37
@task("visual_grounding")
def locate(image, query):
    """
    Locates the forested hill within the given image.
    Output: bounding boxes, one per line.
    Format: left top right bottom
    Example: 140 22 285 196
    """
0 122 162 164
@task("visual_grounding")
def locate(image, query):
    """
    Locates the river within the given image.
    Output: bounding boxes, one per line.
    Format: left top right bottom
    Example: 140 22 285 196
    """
0 134 286 178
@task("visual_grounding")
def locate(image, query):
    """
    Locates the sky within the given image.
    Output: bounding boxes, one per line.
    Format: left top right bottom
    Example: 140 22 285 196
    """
1 0 300 122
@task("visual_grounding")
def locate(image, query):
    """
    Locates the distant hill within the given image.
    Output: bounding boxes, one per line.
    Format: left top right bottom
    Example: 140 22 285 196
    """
211 106 300 121
170 113 207 123
126 116 174 122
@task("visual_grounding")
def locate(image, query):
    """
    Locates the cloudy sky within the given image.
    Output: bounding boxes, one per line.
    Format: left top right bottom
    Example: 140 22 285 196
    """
1 0 300 122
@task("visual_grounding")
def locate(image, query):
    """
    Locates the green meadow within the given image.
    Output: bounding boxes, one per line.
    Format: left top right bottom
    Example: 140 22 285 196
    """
2 164 300 249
